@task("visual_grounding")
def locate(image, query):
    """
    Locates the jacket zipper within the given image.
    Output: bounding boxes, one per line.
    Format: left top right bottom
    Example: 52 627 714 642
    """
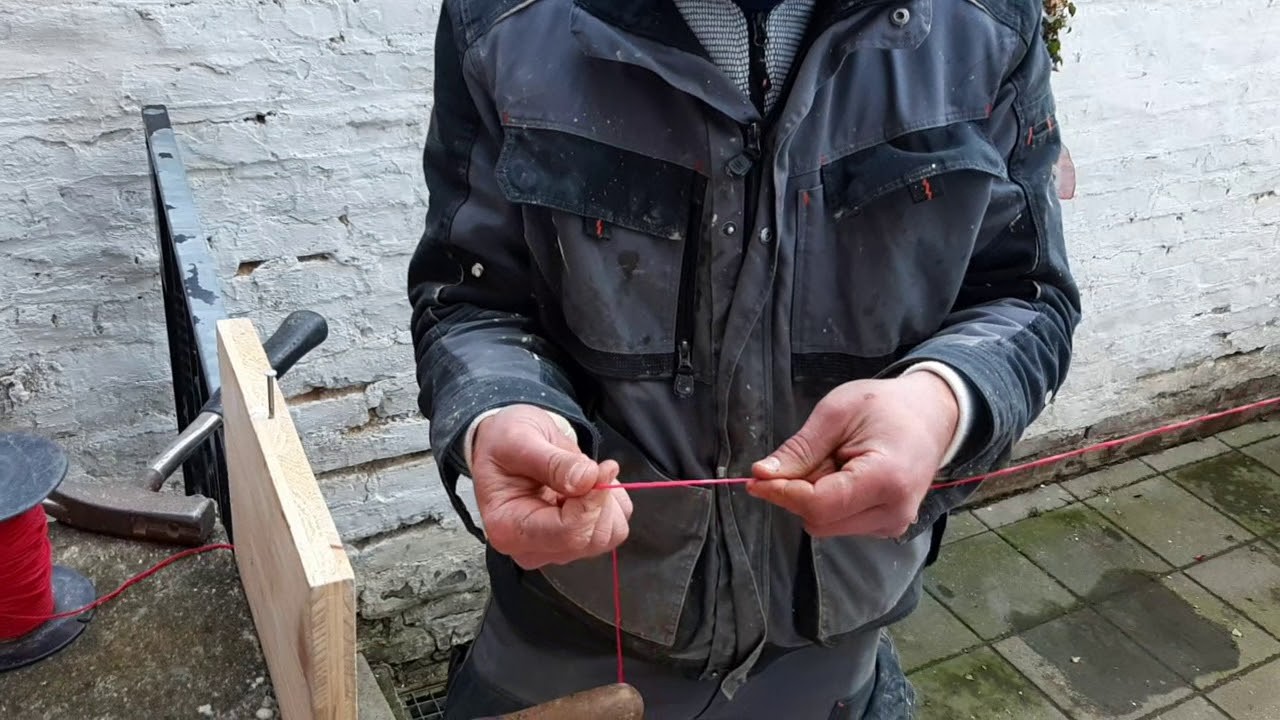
748 12 769 113
739 11 769 251
673 175 707 398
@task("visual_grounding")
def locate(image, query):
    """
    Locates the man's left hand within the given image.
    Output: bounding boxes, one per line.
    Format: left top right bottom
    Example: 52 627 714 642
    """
747 373 959 539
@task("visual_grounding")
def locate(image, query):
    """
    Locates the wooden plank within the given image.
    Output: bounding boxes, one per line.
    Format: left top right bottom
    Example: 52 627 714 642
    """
217 318 357 720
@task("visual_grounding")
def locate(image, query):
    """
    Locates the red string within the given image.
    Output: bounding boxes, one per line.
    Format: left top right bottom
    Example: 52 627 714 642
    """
0 536 233 633
929 394 1280 490
598 394 1280 679
0 507 56 640
611 547 625 684
0 396 1272 674
595 395 1280 493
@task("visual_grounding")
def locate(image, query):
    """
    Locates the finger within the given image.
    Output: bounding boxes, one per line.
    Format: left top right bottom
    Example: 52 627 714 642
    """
493 485 606 557
502 438 601 497
596 463 633 516
513 493 630 568
556 487 612 550
749 458 892 527
485 495 571 558
483 412 601 497
753 403 850 480
747 478 819 519
601 493 631 548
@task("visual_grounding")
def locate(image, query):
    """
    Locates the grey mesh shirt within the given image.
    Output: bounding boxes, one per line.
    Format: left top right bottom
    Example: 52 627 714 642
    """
410 0 1082 700
673 0 817 114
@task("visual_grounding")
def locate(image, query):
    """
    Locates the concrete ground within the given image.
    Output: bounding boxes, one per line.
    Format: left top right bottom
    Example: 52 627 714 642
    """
0 523 396 720
892 419 1280 720
0 523 278 720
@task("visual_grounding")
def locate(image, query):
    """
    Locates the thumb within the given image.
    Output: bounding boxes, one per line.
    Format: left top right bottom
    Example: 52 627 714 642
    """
539 445 605 498
753 410 843 480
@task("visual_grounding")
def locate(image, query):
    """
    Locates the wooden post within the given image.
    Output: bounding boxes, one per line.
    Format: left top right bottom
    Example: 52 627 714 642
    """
217 319 357 720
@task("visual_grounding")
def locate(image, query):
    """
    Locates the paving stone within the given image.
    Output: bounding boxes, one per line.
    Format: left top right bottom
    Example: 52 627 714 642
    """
995 607 1192 720
1153 697 1230 720
1166 453 1280 536
923 531 1077 640
1185 542 1280 637
1063 460 1158 501
911 647 1068 720
997 505 1172 601
943 510 987 545
889 592 983 672
1086 476 1253 566
1217 420 1280 449
974 485 1077 529
1208 658 1280 720
1145 438 1233 473
1095 572 1280 689
1240 436 1280 475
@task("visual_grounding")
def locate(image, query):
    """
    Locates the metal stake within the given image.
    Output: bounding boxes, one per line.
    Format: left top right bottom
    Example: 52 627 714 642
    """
266 370 278 419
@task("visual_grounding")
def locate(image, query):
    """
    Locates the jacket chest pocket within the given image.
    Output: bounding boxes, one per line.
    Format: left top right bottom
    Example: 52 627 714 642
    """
790 120 1008 381
495 126 703 378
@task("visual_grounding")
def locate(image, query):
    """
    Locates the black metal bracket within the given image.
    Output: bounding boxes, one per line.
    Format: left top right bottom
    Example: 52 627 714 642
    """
141 105 236 540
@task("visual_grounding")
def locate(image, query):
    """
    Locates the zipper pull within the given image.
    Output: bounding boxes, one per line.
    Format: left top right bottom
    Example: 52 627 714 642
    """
745 122 762 159
674 340 695 398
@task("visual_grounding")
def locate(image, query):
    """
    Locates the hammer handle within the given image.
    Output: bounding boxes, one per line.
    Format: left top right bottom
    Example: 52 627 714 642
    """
141 309 329 491
202 309 329 417
479 684 644 720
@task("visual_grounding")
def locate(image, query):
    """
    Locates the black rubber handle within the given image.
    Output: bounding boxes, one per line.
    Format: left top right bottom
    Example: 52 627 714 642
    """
204 310 329 416
259 309 330 381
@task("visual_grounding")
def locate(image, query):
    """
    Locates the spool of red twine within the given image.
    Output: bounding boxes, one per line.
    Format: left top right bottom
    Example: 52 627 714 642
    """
0 507 56 641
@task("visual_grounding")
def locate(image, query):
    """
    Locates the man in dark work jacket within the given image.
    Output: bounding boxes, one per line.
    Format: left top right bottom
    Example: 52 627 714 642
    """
407 0 1081 716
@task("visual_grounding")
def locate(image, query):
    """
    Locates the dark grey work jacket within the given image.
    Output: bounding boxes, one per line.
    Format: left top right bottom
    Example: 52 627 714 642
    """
408 0 1082 697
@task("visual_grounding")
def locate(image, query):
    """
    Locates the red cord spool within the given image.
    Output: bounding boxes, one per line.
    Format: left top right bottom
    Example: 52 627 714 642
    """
0 506 57 641
0 431 96 673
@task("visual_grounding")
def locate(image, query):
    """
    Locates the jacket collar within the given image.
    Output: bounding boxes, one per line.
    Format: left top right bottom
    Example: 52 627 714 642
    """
570 0 931 123
573 0 708 58
570 0 758 123
572 0 893 44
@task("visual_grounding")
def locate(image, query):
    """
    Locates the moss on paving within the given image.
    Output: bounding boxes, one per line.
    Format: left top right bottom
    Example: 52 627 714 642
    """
911 648 1064 720
1166 453 1280 535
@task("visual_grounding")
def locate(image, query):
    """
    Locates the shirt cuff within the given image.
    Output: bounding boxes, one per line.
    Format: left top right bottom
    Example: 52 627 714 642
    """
462 405 578 473
899 361 975 469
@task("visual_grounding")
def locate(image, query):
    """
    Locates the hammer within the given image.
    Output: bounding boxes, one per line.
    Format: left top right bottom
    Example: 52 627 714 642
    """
41 310 329 546
478 684 644 720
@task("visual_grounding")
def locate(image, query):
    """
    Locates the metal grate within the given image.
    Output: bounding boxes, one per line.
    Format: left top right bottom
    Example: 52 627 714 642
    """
141 105 236 540
401 686 448 720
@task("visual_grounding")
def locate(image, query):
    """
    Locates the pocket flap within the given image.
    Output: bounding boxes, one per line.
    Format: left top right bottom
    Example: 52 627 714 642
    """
496 125 697 240
821 121 1008 218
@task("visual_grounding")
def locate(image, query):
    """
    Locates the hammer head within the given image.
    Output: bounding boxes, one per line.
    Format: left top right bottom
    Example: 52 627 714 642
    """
477 684 644 720
44 480 216 546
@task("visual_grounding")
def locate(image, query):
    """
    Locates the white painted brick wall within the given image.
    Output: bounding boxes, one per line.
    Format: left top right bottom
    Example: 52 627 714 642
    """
1 0 445 543
2 0 1278 672
1031 0 1280 449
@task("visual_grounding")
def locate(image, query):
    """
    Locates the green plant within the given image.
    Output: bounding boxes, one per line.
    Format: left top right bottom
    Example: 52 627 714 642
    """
1043 0 1077 69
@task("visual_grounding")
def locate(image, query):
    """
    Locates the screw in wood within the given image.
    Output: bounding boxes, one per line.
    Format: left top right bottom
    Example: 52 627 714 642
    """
266 370 278 419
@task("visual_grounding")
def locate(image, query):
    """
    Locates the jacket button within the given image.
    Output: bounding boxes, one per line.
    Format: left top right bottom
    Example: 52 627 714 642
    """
722 222 738 236
891 7 911 26
758 227 773 244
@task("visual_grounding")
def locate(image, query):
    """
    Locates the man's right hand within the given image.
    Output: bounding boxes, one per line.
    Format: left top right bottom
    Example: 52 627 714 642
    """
469 405 633 570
